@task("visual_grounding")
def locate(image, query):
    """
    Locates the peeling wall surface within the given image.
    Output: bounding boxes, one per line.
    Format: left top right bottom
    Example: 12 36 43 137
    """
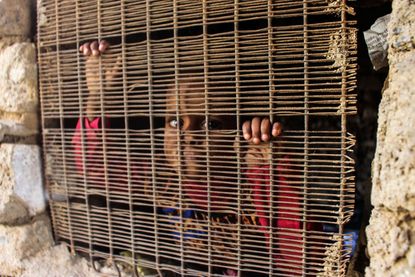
366 0 415 276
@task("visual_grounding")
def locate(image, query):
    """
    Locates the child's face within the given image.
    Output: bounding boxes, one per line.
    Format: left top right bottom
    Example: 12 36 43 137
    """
164 78 237 208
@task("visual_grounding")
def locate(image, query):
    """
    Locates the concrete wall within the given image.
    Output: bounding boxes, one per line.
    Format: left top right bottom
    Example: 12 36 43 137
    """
366 0 415 276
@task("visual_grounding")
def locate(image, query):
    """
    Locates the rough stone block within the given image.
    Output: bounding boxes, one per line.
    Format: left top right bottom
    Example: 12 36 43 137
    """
0 42 38 114
0 215 53 276
388 0 415 53
21 244 110 277
371 52 415 212
0 0 32 37
0 41 38 138
367 1 415 275
0 144 45 224
0 112 38 139
366 208 415 277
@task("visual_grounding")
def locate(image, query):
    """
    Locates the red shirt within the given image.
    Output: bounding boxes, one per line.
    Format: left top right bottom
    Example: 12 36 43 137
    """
246 165 321 272
72 117 150 197
72 117 320 271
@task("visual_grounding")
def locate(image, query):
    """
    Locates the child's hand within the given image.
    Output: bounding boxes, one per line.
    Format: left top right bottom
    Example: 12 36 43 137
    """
242 117 282 144
80 40 121 93
80 40 121 119
79 40 109 57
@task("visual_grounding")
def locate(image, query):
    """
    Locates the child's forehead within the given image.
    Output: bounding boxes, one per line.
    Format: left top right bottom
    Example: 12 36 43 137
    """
165 79 234 115
165 82 205 107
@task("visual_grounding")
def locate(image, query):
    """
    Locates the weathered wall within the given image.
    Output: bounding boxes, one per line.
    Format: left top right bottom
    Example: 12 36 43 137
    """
0 0 114 276
366 0 415 276
0 0 50 274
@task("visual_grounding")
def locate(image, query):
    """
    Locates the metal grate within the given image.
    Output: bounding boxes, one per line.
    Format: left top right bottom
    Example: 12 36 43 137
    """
37 0 357 276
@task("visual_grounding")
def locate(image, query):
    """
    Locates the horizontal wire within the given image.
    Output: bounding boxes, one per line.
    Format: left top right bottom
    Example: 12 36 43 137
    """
39 0 357 274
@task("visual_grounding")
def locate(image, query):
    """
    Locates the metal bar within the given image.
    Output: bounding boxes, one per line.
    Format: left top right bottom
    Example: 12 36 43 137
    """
302 0 310 275
202 0 213 275
145 0 162 275
233 1 242 276
172 0 185 274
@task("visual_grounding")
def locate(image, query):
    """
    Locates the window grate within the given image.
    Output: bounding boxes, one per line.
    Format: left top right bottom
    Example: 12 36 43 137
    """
38 0 357 276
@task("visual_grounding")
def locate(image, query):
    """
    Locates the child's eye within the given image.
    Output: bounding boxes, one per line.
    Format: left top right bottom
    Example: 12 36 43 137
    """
169 119 182 128
203 120 222 130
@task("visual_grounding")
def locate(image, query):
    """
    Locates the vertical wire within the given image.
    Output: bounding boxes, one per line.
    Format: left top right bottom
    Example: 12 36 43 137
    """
119 1 137 275
338 0 348 274
74 0 94 260
145 0 162 275
267 0 275 274
302 0 310 275
172 0 185 274
38 0 60 247
96 0 114 262
233 1 242 275
202 1 212 275
37 1 358 275
53 0 75 255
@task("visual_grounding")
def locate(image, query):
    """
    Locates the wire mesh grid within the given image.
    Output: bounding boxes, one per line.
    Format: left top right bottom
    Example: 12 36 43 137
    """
38 0 357 276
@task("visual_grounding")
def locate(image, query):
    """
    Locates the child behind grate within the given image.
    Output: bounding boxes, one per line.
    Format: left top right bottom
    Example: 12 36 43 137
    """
72 40 320 276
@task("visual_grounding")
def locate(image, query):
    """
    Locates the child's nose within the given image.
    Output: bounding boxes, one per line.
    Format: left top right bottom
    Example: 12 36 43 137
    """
181 118 202 144
183 132 198 145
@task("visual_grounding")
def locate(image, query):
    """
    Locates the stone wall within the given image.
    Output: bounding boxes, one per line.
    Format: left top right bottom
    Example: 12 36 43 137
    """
0 0 110 276
366 0 415 276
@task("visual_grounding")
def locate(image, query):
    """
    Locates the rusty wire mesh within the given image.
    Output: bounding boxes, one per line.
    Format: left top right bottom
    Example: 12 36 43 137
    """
37 0 357 276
